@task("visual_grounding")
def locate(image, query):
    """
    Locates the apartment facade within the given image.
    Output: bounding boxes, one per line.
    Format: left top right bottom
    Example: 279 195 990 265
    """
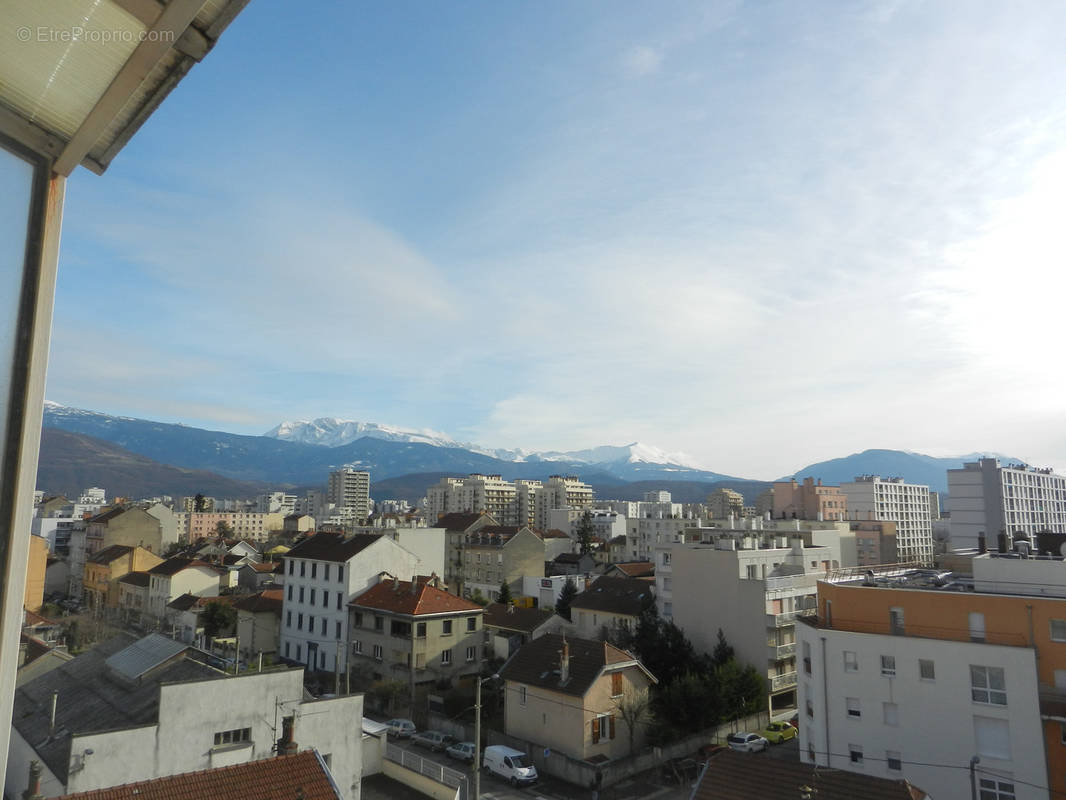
460 526 545 601
841 476 933 564
349 576 483 691
425 474 594 530
327 467 371 520
82 545 162 609
948 458 1066 552
773 478 848 521
185 511 285 543
798 559 1066 800
665 524 843 715
279 532 421 673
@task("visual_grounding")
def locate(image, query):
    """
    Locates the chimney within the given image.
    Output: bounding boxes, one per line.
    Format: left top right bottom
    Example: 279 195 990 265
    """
978 532 987 555
393 575 400 591
559 638 570 684
22 761 43 800
277 716 298 756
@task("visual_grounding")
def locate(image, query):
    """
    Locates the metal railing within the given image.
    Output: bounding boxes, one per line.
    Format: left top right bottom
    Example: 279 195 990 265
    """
766 608 816 627
770 671 798 692
386 742 468 800
767 642 796 660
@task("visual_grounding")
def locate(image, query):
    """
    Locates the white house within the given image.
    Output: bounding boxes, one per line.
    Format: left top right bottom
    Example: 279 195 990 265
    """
280 533 421 673
146 557 223 619
6 633 363 799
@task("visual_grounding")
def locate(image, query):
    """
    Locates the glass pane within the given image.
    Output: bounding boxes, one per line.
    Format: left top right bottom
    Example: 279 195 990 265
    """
0 143 35 522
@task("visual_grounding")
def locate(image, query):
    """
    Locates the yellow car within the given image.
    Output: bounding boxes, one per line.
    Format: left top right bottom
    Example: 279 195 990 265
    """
760 721 798 744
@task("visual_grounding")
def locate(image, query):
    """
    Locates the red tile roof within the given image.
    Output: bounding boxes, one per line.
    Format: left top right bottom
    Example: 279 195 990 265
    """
352 579 483 616
609 561 654 578
233 589 284 614
54 750 341 800
432 512 488 531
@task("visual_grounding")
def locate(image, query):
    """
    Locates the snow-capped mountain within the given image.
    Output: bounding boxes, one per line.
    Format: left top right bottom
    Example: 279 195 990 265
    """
264 417 709 471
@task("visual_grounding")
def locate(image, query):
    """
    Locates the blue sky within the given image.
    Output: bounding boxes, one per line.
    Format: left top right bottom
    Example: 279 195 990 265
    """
47 0 1066 479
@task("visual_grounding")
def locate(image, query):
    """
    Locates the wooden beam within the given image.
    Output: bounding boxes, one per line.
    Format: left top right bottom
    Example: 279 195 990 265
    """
111 0 210 60
52 0 205 176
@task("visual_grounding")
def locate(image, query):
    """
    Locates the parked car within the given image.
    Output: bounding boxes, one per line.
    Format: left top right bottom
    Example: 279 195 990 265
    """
726 732 769 753
482 745 538 786
788 713 799 729
446 741 476 763
385 719 416 738
760 721 798 744
412 730 454 752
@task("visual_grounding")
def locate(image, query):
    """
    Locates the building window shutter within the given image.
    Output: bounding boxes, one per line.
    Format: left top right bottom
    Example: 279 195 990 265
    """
609 715 616 740
591 718 600 743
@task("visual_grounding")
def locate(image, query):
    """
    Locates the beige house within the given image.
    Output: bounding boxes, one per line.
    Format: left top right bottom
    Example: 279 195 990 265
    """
461 525 545 601
429 512 496 595
500 634 657 760
23 535 49 614
570 576 655 640
234 588 283 661
349 576 483 691
83 545 163 609
117 572 151 614
86 506 164 556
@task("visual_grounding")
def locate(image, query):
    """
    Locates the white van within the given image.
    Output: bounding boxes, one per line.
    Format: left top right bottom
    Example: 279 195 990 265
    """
482 745 538 786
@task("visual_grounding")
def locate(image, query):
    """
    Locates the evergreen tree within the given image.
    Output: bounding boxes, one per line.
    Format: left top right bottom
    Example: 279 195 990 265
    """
576 510 595 555
497 581 513 605
193 493 206 512
555 578 578 621
712 628 735 667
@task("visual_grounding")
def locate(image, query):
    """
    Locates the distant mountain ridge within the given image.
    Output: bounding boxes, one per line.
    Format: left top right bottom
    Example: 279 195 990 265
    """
42 403 1016 502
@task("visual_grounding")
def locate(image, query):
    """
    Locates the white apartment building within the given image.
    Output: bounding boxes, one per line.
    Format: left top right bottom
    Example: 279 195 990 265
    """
948 458 1066 552
841 476 933 564
280 533 421 673
625 516 707 562
799 563 1061 800
664 523 843 715
533 476 594 531
327 467 371 519
256 491 297 514
548 508 626 541
425 474 596 529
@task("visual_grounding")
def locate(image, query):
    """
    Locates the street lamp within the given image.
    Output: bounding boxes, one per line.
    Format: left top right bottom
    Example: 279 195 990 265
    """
473 673 500 800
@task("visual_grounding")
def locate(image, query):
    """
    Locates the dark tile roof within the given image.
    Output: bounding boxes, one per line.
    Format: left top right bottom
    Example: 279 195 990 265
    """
118 571 151 587
542 529 571 539
553 553 583 564
499 634 645 697
166 593 201 612
570 576 654 616
20 634 53 666
87 545 133 565
285 533 382 563
694 750 928 800
13 634 217 782
87 507 126 525
352 579 482 616
482 603 555 634
233 588 284 614
148 557 212 577
609 561 654 578
431 512 487 531
54 750 342 800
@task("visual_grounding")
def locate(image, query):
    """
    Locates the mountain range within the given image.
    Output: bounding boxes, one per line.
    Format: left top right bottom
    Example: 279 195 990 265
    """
39 403 1015 503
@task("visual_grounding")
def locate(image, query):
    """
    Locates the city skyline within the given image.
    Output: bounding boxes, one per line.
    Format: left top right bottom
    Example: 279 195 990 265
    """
46 1 1066 479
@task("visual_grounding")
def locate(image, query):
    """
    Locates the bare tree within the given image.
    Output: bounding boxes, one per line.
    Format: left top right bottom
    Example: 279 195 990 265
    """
615 688 654 755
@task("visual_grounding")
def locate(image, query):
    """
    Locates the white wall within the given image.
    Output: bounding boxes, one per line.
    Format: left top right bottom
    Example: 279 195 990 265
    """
799 623 1046 800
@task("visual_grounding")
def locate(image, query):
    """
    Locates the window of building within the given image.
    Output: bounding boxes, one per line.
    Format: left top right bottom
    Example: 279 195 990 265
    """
297 613 303 630
978 778 1016 800
883 702 898 726
746 564 758 579
466 646 476 662
919 659 935 680
612 672 624 697
286 610 292 627
213 727 251 747
467 617 477 631
287 585 293 601
886 750 902 771
336 592 342 610
969 612 986 643
372 644 383 660
298 587 305 603
335 621 341 639
354 612 363 628
338 566 344 583
846 698 861 718
288 560 294 575
310 588 316 605
285 642 291 658
441 649 452 665
324 564 330 581
375 616 384 631
296 645 301 661
849 744 863 765
416 622 426 638
308 615 314 631
591 714 615 743
971 666 1007 706
442 620 453 636
844 651 858 672
974 715 1011 759
806 698 814 718
353 640 362 654
321 618 327 635
322 591 328 608
803 641 812 675
880 654 896 676
311 563 317 579
301 562 306 577
519 686 527 705
1051 619 1066 642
